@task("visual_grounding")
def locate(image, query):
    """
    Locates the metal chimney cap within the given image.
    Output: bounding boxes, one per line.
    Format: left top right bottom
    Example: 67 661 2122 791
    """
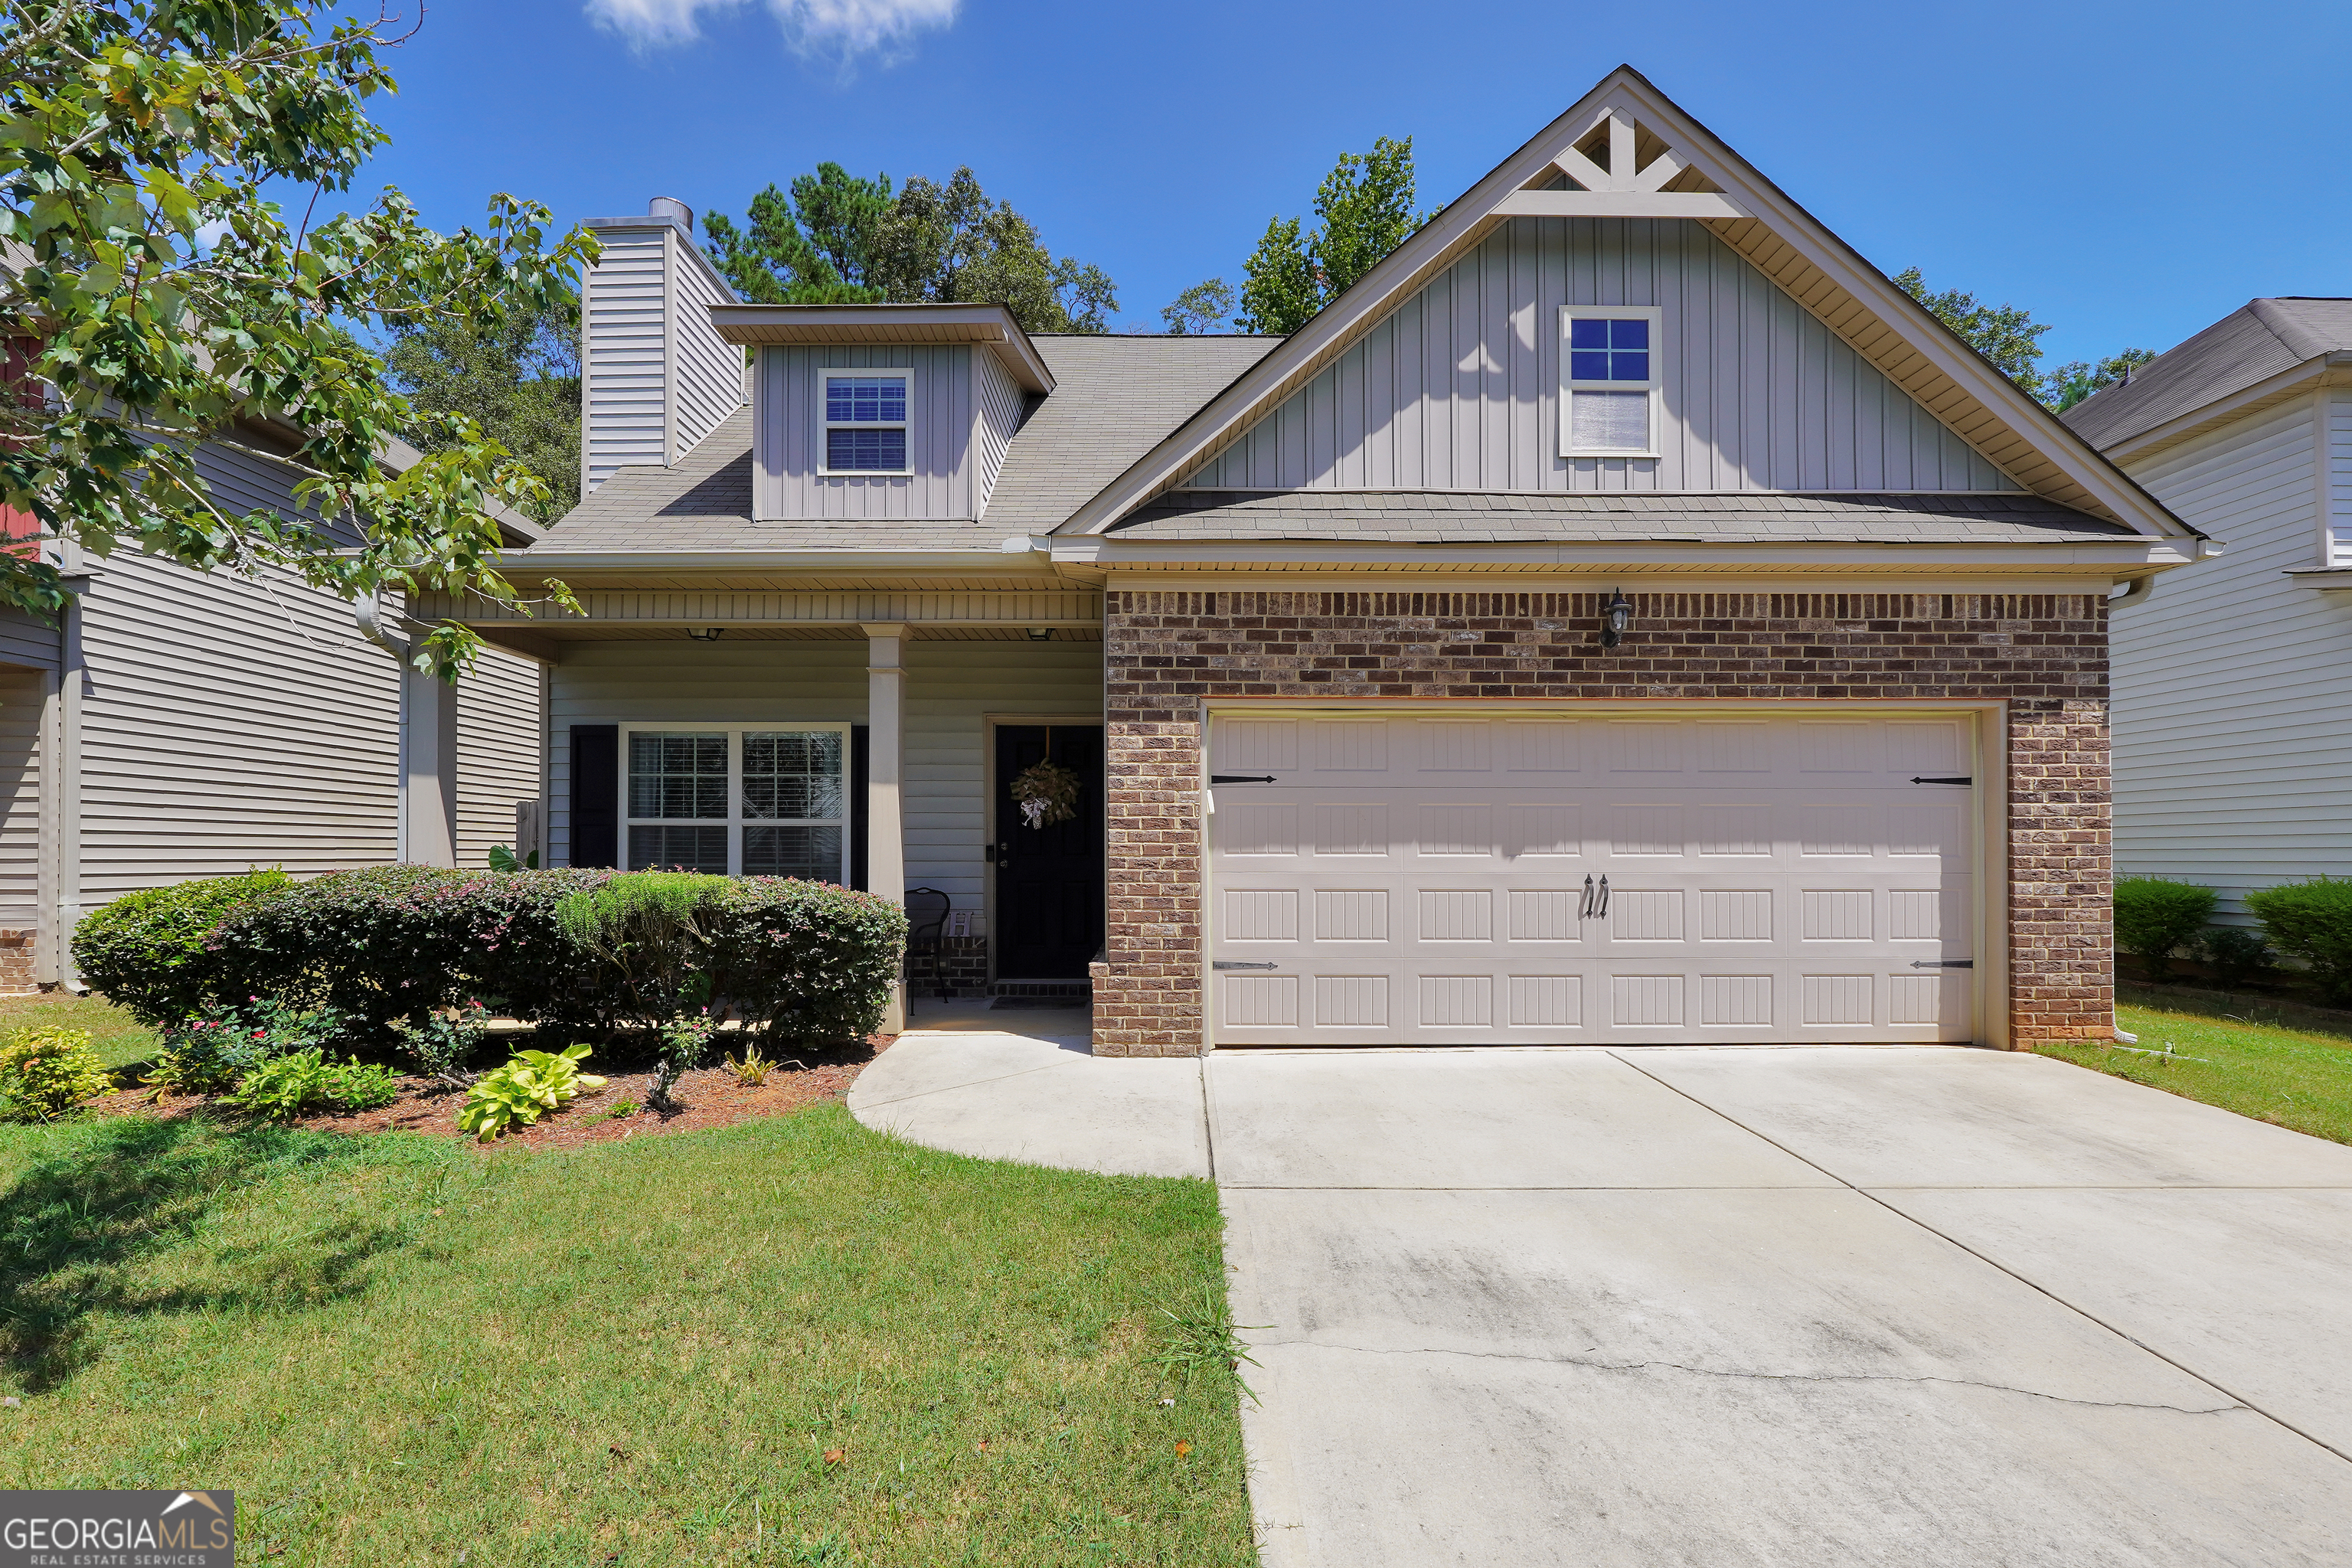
648 195 694 230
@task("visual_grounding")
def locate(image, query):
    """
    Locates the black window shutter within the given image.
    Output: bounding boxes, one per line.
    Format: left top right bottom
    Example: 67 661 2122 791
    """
571 725 619 869
850 724 869 890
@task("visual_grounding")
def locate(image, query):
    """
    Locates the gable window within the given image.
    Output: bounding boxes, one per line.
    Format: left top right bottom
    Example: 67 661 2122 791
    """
622 726 850 879
822 371 910 474
1560 308 1662 459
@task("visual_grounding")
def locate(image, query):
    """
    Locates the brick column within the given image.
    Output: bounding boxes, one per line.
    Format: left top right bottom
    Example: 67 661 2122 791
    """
2007 696 2114 1041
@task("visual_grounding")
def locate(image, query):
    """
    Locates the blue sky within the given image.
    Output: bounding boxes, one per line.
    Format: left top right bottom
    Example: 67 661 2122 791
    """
358 0 2348 364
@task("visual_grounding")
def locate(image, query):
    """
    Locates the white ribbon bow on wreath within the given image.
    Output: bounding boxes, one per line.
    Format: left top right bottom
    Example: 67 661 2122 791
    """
1011 757 1081 830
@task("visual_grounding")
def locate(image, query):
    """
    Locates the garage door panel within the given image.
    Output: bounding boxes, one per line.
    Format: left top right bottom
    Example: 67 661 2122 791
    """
1209 714 1980 1047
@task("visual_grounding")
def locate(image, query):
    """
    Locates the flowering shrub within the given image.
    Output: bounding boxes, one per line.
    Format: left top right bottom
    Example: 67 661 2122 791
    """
0 1028 113 1122
143 998 353 1098
70 868 291 1023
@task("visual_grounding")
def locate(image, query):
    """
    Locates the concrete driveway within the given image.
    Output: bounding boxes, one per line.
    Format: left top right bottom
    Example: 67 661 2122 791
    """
853 1030 2352 1566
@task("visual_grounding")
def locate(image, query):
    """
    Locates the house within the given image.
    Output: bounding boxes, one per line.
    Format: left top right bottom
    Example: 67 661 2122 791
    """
0 422 549 992
2062 299 2352 920
432 67 2210 1053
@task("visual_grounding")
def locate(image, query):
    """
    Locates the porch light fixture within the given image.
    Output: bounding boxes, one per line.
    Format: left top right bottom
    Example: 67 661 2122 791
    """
1026 626 1052 641
686 626 724 641
1599 590 1634 648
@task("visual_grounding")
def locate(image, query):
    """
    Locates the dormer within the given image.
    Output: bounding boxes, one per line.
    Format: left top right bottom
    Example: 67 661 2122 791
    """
708 304 1055 522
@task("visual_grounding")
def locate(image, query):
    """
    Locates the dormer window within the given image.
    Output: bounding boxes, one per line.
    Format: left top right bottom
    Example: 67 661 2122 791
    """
822 371 910 474
1560 308 1662 459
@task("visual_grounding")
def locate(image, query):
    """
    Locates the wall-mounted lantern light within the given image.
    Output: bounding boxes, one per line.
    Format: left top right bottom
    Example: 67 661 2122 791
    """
1599 590 1634 648
1026 626 1053 641
686 626 724 642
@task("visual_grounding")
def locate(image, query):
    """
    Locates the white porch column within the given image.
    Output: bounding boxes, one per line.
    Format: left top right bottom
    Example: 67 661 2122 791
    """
861 622 909 1032
401 666 459 867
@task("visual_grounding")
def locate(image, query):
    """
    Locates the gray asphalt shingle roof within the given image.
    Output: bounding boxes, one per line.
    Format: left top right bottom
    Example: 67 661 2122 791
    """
1104 489 2136 544
2063 298 2352 452
540 335 1279 551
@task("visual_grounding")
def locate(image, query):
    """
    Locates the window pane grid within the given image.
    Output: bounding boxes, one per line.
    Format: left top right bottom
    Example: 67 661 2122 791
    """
825 376 906 423
826 426 906 472
622 728 848 879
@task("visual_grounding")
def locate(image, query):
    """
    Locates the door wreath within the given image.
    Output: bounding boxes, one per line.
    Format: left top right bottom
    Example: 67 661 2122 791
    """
1010 756 1081 830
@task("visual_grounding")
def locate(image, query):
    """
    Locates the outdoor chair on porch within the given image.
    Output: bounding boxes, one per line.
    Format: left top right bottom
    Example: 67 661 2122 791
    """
904 887 952 1000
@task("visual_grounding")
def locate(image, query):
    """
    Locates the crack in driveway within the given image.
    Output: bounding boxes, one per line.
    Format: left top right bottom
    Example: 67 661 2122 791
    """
1250 1338 2248 1415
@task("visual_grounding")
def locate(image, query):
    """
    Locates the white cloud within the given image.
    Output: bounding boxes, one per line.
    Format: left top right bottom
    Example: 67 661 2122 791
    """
585 0 959 60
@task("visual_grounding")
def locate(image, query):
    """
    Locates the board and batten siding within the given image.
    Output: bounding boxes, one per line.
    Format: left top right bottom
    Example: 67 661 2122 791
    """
975 348 1025 518
2331 387 2352 562
0 665 42 930
455 644 547 867
547 639 1101 926
1185 216 2020 495
2111 390 2352 914
754 345 976 520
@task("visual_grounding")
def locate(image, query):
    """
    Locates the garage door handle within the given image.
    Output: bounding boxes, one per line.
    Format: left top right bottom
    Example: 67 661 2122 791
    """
1579 874 1596 918
1910 959 1975 969
1596 875 1609 918
1909 776 1972 786
1213 961 1279 971
1210 775 1277 784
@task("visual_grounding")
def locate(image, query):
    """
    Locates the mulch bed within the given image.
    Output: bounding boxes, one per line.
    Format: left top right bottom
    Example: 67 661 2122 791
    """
80 1036 891 1150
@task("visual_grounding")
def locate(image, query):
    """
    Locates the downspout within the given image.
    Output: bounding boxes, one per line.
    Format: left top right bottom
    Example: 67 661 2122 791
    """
2103 577 2148 1043
355 590 412 864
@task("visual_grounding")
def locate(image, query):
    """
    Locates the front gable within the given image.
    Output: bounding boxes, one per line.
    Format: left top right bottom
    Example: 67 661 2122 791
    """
1059 66 2189 540
1184 215 2020 496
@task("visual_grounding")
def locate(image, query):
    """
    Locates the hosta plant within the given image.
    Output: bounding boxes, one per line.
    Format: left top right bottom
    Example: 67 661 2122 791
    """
227 1049 401 1120
457 1044 606 1141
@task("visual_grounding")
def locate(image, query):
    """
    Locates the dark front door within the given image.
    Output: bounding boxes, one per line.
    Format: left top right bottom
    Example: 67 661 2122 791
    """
993 724 1104 978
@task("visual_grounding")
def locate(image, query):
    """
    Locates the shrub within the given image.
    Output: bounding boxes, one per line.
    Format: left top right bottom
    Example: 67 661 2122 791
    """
142 998 352 1099
2245 877 2352 1004
554 872 730 1027
0 1028 113 1121
2198 926 2275 991
227 1050 401 1120
707 877 906 1046
70 868 292 1023
394 1001 491 1088
2113 877 2218 982
647 1008 720 1109
458 1044 606 1141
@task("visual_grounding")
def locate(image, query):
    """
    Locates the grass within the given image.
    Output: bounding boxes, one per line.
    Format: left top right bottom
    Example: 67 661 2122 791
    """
2037 983 2352 1145
0 1105 1256 1566
0 990 157 1070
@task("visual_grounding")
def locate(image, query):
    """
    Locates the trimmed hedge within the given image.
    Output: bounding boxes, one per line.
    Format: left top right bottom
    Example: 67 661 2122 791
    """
2244 877 2352 1004
2112 877 2217 982
71 867 292 1024
72 867 907 1050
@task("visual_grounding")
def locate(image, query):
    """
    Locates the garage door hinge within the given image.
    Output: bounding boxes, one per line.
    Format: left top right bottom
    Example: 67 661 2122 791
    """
1212 961 1279 971
1210 774 1277 784
1909 776 1972 785
1910 959 1975 969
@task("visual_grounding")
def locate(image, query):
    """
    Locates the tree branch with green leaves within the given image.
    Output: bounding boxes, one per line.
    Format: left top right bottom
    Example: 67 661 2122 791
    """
0 0 599 675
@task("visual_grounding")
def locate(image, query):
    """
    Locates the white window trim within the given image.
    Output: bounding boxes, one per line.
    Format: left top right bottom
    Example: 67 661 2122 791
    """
817 364 917 478
618 723 853 880
1559 305 1664 460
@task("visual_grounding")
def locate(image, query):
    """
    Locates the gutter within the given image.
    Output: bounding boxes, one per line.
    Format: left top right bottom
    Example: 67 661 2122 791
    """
1047 537 2219 571
495 547 1057 577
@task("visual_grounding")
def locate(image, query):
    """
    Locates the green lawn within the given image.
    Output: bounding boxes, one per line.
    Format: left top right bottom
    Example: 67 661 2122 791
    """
0 989 158 1070
2038 984 2352 1146
0 1106 1256 1566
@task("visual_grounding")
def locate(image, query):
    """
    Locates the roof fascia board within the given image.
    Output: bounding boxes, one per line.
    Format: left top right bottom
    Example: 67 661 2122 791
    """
1050 537 2204 570
2099 356 2352 466
707 303 1054 392
1055 65 2193 542
497 549 1048 575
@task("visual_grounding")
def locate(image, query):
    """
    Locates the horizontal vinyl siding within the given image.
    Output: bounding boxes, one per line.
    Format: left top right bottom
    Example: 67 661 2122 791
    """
2111 394 2352 914
0 608 57 671
756 345 974 521
0 666 41 928
1187 216 2018 496
455 645 544 867
671 242 743 461
974 348 1024 518
548 640 1102 930
583 229 668 492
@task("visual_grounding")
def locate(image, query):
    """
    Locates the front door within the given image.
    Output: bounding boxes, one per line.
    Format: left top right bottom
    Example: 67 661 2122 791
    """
993 724 1105 979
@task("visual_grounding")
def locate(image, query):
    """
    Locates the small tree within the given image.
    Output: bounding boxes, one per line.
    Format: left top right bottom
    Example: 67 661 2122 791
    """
1162 279 1235 335
1237 136 1423 335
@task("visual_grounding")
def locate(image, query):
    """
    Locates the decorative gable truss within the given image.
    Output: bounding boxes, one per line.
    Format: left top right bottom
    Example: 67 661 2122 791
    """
1054 67 2194 541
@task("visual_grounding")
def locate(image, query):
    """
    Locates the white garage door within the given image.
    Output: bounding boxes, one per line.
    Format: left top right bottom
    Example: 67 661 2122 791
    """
1207 712 1979 1046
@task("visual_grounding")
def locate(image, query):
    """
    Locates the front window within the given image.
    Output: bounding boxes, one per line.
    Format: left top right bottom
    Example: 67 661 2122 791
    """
823 372 910 473
1561 308 1661 458
623 726 850 878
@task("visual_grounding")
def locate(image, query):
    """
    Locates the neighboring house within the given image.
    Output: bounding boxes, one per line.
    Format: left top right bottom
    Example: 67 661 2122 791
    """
0 420 549 992
2063 299 2352 920
430 67 2210 1052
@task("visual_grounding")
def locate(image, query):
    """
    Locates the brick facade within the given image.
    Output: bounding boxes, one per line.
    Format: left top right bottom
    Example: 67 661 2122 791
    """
0 929 34 995
1092 588 2111 1057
